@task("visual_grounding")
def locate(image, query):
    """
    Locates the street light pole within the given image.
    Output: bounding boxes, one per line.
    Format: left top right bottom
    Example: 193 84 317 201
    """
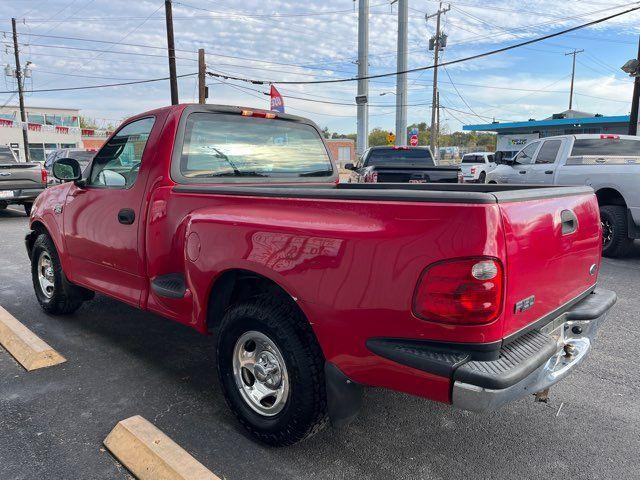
394 0 408 146
628 38 640 135
356 0 369 157
11 18 29 162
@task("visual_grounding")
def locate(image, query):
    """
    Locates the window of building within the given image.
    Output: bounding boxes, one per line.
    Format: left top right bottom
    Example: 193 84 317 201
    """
28 143 45 162
61 143 77 148
337 146 351 162
27 113 45 124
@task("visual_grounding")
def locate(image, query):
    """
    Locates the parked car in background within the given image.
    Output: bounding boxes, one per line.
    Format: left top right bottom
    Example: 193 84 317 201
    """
27 104 615 446
0 145 47 215
345 146 459 183
487 134 640 257
459 152 496 183
44 148 95 184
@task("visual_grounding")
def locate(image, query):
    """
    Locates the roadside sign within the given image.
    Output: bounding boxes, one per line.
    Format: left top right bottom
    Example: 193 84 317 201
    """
386 132 396 145
410 134 419 147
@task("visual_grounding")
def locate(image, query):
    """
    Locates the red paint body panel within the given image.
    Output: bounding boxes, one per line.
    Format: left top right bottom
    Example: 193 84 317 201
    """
29 104 603 406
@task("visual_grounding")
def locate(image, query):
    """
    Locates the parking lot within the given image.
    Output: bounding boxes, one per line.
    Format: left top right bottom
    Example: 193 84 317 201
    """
0 205 639 480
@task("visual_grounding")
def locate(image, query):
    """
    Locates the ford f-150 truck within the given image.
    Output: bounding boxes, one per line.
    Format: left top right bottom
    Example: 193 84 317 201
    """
26 104 616 446
344 146 459 183
0 145 47 215
487 134 640 257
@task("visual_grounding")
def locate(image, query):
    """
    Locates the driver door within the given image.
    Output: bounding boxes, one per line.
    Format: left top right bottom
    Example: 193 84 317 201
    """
507 141 540 183
62 117 156 307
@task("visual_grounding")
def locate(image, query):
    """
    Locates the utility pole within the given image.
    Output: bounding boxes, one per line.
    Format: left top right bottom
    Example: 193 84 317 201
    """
165 0 179 105
11 18 29 162
394 0 408 146
356 0 369 157
436 90 440 159
198 48 207 104
628 38 640 135
565 49 583 110
427 3 450 160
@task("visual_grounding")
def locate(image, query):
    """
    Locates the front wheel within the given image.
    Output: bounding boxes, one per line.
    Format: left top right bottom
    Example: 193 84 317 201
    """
600 205 634 258
31 233 88 314
217 296 328 446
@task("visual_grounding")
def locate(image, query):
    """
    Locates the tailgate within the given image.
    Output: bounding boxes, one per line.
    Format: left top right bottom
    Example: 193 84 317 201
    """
373 166 458 183
0 164 42 190
499 191 601 338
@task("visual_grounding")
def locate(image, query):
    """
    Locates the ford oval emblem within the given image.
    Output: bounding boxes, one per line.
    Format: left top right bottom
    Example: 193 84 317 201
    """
589 264 597 276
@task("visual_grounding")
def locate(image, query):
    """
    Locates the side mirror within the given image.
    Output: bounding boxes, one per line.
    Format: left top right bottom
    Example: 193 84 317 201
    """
344 163 355 170
52 158 82 183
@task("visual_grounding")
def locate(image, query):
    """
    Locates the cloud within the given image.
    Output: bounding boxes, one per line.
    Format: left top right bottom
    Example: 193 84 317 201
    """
0 0 637 132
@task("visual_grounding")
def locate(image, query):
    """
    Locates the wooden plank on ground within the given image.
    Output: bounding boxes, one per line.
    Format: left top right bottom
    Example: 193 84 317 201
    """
104 415 221 480
0 305 66 371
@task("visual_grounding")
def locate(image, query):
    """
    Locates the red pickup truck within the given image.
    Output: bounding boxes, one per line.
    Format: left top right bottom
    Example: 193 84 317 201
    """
26 104 616 446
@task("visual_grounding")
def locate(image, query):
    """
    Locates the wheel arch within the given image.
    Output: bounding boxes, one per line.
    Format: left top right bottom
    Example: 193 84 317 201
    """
595 187 627 208
205 268 312 334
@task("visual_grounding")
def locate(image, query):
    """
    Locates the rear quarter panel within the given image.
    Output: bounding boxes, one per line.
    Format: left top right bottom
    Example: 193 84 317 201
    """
147 190 508 400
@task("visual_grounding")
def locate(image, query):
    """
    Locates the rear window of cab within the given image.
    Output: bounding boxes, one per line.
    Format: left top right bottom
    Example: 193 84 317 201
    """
174 113 334 182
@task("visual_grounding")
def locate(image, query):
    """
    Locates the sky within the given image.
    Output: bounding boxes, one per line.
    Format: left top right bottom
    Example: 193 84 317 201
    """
1 0 639 134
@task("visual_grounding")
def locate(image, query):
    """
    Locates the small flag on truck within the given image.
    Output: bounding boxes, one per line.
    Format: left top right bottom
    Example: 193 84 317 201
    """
270 85 285 113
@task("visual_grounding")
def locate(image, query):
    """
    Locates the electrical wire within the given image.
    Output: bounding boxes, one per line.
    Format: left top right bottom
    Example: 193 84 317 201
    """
0 73 197 94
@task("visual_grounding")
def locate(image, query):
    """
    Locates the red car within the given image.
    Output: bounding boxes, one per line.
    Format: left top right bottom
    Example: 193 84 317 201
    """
26 104 616 446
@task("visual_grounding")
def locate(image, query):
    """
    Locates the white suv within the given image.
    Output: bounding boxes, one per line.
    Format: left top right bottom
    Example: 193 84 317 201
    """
459 152 496 183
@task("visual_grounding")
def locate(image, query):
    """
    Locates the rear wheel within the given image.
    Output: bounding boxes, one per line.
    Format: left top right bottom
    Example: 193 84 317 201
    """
217 295 328 446
24 202 33 216
31 233 90 314
600 205 633 258
478 172 486 183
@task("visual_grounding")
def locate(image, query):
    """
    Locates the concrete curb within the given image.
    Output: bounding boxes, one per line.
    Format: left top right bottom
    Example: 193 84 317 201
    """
104 415 221 480
0 305 66 371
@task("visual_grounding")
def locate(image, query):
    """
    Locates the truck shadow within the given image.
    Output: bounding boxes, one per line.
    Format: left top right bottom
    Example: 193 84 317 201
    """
56 293 635 479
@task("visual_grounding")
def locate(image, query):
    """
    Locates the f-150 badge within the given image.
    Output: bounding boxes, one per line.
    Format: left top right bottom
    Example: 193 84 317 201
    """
514 295 535 313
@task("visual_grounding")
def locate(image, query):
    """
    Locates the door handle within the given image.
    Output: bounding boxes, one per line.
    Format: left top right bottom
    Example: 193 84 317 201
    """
561 209 578 235
545 170 553 174
117 208 135 225
518 170 526 174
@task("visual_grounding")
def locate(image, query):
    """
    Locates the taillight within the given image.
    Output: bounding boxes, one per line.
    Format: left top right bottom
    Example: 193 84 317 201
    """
600 134 619 139
241 109 277 119
41 168 48 185
470 167 476 174
413 257 504 325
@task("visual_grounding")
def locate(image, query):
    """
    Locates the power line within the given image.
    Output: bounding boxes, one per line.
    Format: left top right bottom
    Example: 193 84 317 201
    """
0 73 196 94
442 66 483 120
206 5 640 85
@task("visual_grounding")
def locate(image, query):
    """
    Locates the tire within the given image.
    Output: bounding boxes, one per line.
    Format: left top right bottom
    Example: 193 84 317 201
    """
24 202 33 216
478 172 486 183
31 233 87 314
600 205 634 258
217 295 328 446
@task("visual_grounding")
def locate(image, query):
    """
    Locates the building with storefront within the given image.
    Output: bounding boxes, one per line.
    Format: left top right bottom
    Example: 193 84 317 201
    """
0 105 113 162
325 138 355 168
463 109 630 159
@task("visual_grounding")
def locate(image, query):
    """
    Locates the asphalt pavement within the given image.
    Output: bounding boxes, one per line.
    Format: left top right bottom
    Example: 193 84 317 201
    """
1 205 639 480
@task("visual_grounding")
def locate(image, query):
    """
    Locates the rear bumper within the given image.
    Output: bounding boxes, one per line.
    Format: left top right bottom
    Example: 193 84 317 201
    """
0 188 44 204
453 290 615 411
366 288 616 411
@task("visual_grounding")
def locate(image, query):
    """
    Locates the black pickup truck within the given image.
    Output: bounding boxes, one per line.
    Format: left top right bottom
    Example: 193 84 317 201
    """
344 146 459 184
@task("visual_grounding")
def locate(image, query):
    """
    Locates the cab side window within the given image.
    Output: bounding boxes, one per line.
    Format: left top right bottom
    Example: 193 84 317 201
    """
88 117 155 189
535 140 562 164
514 142 538 165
